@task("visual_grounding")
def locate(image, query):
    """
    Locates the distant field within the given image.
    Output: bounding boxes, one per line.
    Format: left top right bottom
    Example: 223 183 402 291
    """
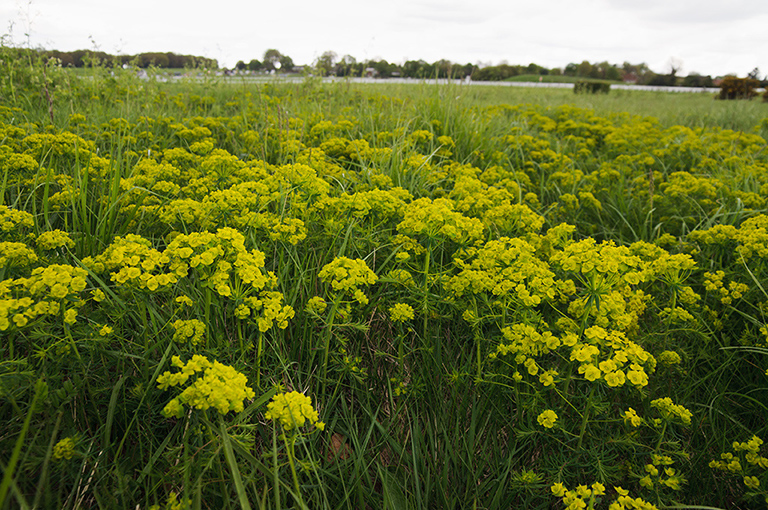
504 74 620 84
334 81 768 133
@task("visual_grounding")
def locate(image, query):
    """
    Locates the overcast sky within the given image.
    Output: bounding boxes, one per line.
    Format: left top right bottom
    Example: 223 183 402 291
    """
2 0 767 77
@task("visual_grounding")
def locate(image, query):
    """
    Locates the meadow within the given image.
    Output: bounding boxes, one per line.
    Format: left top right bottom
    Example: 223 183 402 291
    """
2 61 768 509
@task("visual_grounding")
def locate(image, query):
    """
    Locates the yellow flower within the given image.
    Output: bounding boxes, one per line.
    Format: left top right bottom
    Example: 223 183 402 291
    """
305 296 328 314
389 303 414 323
581 364 601 381
551 482 567 497
265 391 325 431
53 437 76 460
537 409 558 428
156 356 255 417
623 408 643 427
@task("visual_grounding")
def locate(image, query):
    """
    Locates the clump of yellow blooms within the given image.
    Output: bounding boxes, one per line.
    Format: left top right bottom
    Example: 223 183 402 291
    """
0 241 38 268
156 355 255 418
83 234 176 293
650 397 693 426
551 482 658 510
711 435 768 503
318 257 377 305
36 229 75 250
0 264 88 330
703 270 748 305
493 324 655 390
0 205 34 239
148 492 191 510
389 303 414 323
52 437 76 460
305 296 328 315
447 237 557 310
264 391 325 432
623 408 643 427
657 350 682 366
638 454 686 492
397 197 484 244
538 409 558 428
171 319 206 346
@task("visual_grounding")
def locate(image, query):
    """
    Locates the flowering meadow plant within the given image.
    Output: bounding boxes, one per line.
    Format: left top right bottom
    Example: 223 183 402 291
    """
1 63 767 509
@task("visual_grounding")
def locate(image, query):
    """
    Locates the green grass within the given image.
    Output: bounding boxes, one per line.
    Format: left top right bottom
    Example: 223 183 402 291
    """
1 60 768 510
504 74 620 84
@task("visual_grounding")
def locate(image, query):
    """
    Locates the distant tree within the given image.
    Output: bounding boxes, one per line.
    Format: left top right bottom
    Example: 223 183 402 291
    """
279 55 294 72
166 52 187 68
526 62 543 75
335 55 357 77
682 73 713 88
403 60 429 78
667 57 683 78
235 60 246 71
433 59 452 78
263 49 282 71
247 59 262 71
138 52 170 68
576 61 596 78
371 59 395 78
564 63 578 76
646 73 676 86
315 51 337 76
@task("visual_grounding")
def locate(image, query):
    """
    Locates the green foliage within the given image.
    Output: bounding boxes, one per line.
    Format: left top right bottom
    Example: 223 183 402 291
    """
1 59 768 510
574 81 611 94
718 76 760 100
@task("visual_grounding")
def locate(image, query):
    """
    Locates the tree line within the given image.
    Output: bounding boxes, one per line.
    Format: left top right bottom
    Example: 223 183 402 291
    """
235 49 751 87
5 45 764 87
4 47 217 69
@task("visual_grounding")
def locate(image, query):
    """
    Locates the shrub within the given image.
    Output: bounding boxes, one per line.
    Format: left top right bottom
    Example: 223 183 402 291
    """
717 76 759 100
573 81 610 94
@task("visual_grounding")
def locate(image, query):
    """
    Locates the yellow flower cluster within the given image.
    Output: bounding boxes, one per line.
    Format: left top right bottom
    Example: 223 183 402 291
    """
52 437 76 460
650 397 693 426
703 270 748 305
0 264 88 330
711 435 768 500
657 350 682 366
397 197 484 244
148 492 191 510
447 237 557 309
36 229 75 250
318 257 377 304
623 408 643 427
305 296 328 315
638 454 685 491
551 482 657 510
156 355 255 417
83 234 176 292
0 241 38 268
537 409 558 428
494 324 655 390
171 319 206 346
0 205 34 239
389 303 414 323
86 228 294 332
264 391 325 431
